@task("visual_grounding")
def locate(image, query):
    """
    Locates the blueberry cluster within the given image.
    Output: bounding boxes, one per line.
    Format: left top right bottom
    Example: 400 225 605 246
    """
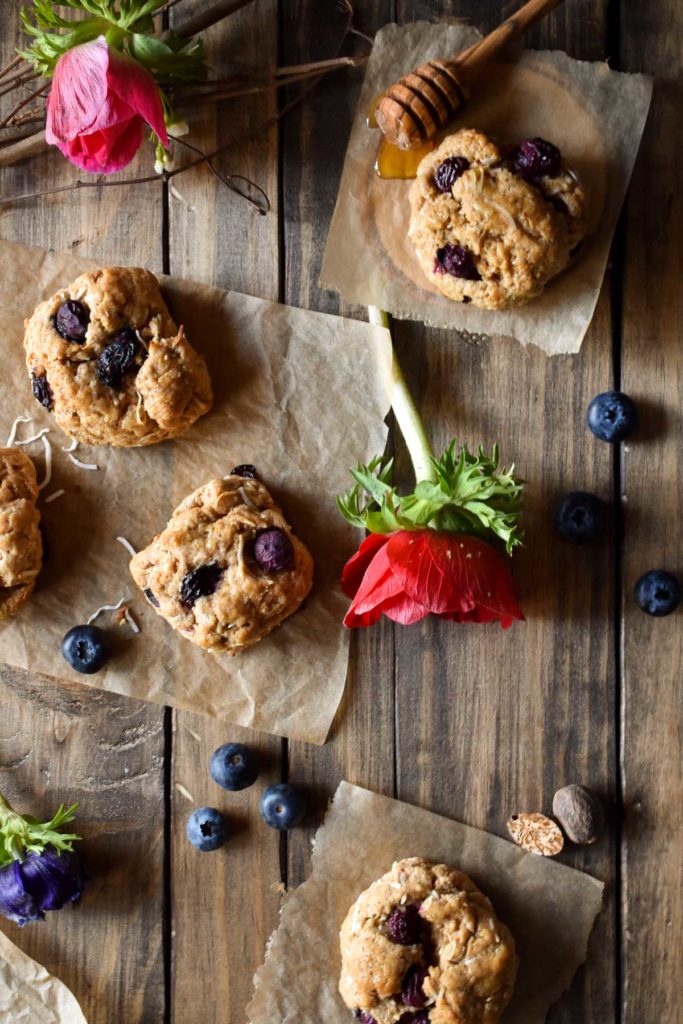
185 742 306 852
554 390 680 617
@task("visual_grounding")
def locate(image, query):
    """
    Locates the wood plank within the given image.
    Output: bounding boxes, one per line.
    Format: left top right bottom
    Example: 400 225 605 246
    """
0 7 167 1021
280 0 396 892
166 4 283 1022
619 0 683 1019
392 1 617 1021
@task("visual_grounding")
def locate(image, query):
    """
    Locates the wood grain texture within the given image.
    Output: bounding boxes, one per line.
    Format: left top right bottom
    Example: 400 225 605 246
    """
393 4 617 1021
0 5 167 1021
166 4 283 1023
0 669 166 1023
620 0 683 1019
280 0 396 894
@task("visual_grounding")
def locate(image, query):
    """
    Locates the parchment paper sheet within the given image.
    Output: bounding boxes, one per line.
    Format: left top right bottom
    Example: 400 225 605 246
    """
321 22 653 354
0 930 87 1024
247 782 604 1024
0 239 392 744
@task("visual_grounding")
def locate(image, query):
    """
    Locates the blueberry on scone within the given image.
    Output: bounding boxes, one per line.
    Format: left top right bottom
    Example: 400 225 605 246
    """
409 128 587 309
129 473 314 653
0 447 42 621
23 266 213 447
339 857 518 1024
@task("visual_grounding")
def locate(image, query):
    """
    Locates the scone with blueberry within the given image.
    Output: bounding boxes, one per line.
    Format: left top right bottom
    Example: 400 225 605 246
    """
409 128 586 309
24 266 213 447
339 857 517 1024
129 468 313 653
0 447 42 621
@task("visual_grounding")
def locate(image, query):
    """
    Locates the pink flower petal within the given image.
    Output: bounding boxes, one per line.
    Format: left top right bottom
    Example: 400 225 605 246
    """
106 47 168 145
46 38 110 143
61 117 143 174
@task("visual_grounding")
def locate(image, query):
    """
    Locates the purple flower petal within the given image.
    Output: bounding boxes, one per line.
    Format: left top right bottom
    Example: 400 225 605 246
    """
17 848 84 912
0 862 42 925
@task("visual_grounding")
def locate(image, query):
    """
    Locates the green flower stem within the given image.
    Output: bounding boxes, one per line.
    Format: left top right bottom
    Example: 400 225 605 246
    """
368 306 437 486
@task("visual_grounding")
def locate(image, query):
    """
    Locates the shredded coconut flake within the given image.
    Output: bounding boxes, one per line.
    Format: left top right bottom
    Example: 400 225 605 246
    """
44 488 65 504
87 597 126 625
175 783 195 803
37 435 53 491
14 427 50 447
61 439 79 452
68 452 99 471
116 536 138 558
238 486 258 510
6 415 33 446
123 607 141 634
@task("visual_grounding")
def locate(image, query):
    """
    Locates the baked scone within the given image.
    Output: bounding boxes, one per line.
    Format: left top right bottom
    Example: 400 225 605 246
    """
339 857 517 1024
129 471 314 653
23 266 213 447
0 448 43 621
409 128 587 309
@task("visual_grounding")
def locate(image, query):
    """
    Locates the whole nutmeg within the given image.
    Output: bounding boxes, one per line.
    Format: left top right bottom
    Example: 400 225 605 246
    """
552 785 604 844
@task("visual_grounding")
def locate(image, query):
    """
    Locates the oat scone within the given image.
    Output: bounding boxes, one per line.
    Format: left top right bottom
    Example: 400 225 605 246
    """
409 128 587 309
24 266 213 447
339 857 517 1024
129 472 313 653
0 448 43 621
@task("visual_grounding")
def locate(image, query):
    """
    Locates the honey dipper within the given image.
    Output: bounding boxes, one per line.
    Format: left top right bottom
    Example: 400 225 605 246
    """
375 0 564 150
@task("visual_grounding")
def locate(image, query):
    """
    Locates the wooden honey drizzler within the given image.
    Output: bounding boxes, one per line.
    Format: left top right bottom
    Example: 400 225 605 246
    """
375 0 564 151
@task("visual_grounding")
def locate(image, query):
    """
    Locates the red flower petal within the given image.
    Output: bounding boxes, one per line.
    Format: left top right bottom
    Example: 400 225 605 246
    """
387 530 523 627
343 542 404 627
341 532 389 598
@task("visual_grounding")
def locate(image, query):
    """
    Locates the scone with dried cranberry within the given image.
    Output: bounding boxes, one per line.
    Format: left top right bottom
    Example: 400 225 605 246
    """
409 128 586 309
0 448 42 621
24 266 212 447
339 857 517 1024
129 470 313 653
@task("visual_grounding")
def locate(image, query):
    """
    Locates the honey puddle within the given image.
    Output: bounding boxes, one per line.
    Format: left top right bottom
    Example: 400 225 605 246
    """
368 94 435 179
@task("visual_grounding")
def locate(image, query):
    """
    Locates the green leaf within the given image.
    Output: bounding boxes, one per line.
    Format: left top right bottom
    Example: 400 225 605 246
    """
0 795 81 866
337 440 524 554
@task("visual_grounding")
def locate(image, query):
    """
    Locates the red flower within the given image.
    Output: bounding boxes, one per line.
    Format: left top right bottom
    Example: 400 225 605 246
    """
342 530 524 629
45 37 168 174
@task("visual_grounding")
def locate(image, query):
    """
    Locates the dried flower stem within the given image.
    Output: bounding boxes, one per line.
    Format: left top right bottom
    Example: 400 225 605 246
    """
173 0 257 39
175 55 367 104
0 82 49 130
0 70 39 101
368 307 437 485
0 55 23 82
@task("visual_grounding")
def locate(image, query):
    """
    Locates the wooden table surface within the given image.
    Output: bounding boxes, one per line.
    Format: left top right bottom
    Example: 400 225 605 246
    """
0 1 680 1022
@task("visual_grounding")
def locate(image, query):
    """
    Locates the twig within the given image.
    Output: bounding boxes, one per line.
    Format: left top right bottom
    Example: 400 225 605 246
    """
0 56 22 83
174 135 269 214
176 55 367 103
0 70 38 100
0 130 46 167
0 82 49 130
173 0 256 39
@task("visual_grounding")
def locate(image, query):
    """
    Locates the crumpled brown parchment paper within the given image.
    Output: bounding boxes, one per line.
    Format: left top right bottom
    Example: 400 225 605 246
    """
0 930 87 1023
321 22 652 354
0 239 392 745
247 782 604 1024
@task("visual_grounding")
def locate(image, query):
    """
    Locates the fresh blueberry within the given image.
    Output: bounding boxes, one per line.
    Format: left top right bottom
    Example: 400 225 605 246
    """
386 904 421 945
97 327 138 387
186 807 228 852
513 137 561 179
231 464 259 479
253 529 294 573
210 743 260 792
433 244 480 280
54 300 89 342
398 1015 430 1024
353 1014 377 1024
31 371 53 410
554 491 605 543
180 563 223 608
259 783 306 830
434 156 470 193
401 965 429 1009
61 625 109 674
587 390 638 443
634 570 681 617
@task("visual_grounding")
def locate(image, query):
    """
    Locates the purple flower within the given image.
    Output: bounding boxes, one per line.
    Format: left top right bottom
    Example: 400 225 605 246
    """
0 790 84 925
0 847 84 925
